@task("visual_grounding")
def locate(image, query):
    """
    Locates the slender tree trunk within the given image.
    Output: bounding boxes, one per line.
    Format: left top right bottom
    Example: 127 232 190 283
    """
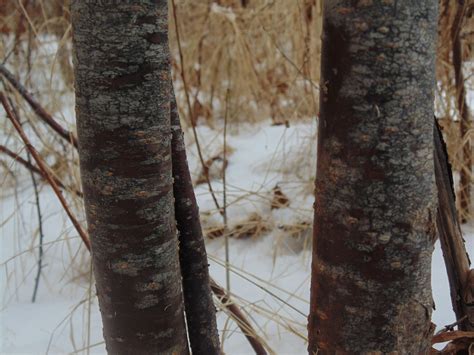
71 1 189 353
170 92 221 354
308 1 438 353
170 90 269 355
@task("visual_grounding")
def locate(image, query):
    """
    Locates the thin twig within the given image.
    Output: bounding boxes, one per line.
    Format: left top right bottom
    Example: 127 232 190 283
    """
260 23 319 92
220 60 232 350
1 92 90 251
436 316 469 335
210 278 269 355
0 63 78 148
0 144 42 176
223 60 231 293
28 151 44 302
10 80 46 303
209 255 307 317
0 144 83 197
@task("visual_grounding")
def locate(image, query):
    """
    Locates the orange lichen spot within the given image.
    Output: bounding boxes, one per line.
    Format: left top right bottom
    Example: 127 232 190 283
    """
103 185 114 195
355 21 369 32
390 261 402 269
337 7 353 15
346 216 359 225
316 309 329 321
116 262 129 270
144 282 160 291
359 134 371 143
316 341 329 350
384 126 399 134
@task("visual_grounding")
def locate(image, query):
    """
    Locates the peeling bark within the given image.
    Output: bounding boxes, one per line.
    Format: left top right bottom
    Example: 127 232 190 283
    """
71 1 189 353
435 119 474 331
171 92 221 355
308 1 438 353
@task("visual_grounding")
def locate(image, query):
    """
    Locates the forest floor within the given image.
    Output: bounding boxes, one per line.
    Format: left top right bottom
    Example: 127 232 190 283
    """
1 119 473 354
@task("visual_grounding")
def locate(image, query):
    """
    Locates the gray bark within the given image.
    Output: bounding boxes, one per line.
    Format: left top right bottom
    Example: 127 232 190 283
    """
308 1 438 353
71 1 189 353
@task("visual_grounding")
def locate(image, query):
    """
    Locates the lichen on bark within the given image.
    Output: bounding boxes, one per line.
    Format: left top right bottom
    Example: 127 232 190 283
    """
308 1 438 353
71 1 189 353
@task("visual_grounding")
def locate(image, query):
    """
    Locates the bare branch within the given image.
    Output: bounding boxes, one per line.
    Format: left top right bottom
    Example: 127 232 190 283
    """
1 92 90 251
0 63 78 148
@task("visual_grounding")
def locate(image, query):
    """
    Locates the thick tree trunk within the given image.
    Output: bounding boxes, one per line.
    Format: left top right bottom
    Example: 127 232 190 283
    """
308 1 438 353
71 1 189 354
170 93 221 354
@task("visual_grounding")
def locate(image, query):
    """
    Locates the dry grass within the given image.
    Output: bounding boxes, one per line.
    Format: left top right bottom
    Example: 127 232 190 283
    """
169 0 322 126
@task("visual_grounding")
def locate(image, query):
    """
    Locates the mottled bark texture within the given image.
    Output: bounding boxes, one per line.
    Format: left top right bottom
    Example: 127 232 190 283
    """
170 93 221 354
308 1 438 353
71 1 189 354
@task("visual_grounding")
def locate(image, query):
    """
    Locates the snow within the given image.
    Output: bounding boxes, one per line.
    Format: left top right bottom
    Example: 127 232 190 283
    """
1 120 473 354
190 120 317 228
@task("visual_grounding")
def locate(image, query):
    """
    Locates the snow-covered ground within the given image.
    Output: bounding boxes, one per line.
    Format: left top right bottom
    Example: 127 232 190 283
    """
1 121 473 354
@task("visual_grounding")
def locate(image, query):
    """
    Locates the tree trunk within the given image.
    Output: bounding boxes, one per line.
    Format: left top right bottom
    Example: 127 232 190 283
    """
170 92 221 354
71 1 189 354
308 1 438 353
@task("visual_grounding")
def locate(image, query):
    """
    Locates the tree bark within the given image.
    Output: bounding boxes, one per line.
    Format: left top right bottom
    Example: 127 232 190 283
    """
308 1 438 353
71 1 189 354
435 119 474 331
170 92 221 354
